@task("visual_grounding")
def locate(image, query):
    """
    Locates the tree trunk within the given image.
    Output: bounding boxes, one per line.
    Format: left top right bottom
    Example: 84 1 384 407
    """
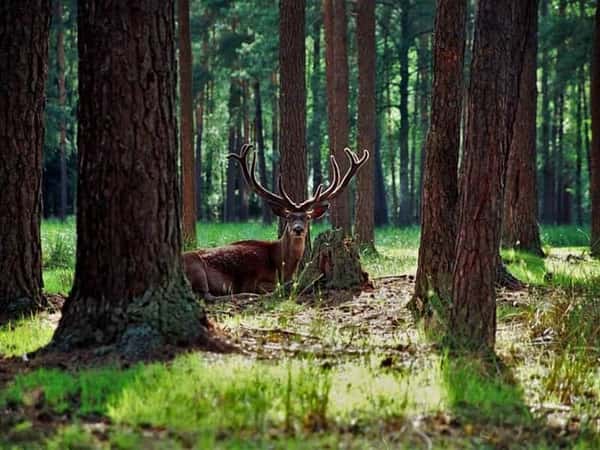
355 0 376 249
55 0 68 221
52 0 209 354
398 0 411 225
374 125 389 226
413 0 466 317
279 0 307 206
575 70 584 226
178 0 196 248
591 2 600 257
501 3 543 256
0 0 50 318
323 0 351 234
309 16 324 193
271 71 279 198
451 0 535 351
195 94 204 221
225 80 242 222
540 0 554 224
253 79 272 224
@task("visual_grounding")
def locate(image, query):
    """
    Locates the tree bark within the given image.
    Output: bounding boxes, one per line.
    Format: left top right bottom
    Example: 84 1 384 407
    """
374 125 389 226
501 3 543 256
450 0 535 351
355 0 376 248
413 0 466 315
178 0 197 247
323 0 351 234
0 0 50 318
279 0 307 206
52 0 209 353
591 2 600 257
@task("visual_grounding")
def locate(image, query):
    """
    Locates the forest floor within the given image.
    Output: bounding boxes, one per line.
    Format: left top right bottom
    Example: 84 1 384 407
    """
1 222 600 449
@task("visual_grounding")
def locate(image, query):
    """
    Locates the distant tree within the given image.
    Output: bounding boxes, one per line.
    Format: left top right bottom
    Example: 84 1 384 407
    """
0 0 50 318
451 0 536 350
355 0 376 248
324 0 351 234
397 0 411 225
179 0 197 247
591 1 600 257
309 14 324 192
253 79 271 224
52 0 210 351
502 0 543 256
413 0 466 316
55 0 68 221
540 0 554 224
279 0 307 207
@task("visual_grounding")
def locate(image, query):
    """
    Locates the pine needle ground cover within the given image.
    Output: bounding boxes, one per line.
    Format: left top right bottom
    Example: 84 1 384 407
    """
1 221 599 449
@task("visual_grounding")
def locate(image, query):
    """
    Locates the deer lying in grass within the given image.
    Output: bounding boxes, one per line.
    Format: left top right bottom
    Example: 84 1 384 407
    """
183 143 369 300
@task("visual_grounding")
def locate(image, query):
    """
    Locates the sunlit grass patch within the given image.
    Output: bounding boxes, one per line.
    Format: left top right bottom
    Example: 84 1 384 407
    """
0 315 54 357
441 355 532 426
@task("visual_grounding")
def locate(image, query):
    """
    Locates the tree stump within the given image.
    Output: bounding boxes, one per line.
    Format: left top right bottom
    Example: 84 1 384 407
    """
297 229 369 292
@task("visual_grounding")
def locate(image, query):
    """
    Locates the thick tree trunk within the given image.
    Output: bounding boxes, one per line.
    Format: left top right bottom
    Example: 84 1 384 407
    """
501 5 543 256
0 0 50 318
309 16 324 193
413 0 466 316
355 0 376 248
279 0 307 206
253 79 272 224
178 0 197 247
323 0 351 234
52 0 209 353
450 0 535 351
398 1 411 225
591 2 600 257
55 0 68 221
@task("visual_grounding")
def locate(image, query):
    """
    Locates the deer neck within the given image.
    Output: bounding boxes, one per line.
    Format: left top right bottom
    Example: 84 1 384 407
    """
279 229 306 281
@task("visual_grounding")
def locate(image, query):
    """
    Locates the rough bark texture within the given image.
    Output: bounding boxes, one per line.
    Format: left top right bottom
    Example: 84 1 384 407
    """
592 2 600 257
355 0 376 248
450 0 535 351
279 0 307 205
413 0 466 316
0 0 50 318
501 4 543 256
52 0 209 354
297 230 368 292
323 0 351 234
178 0 197 247
55 0 68 221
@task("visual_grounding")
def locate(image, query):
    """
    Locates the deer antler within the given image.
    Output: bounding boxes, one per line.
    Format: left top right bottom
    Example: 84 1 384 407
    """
227 144 297 210
299 148 370 210
228 145 369 213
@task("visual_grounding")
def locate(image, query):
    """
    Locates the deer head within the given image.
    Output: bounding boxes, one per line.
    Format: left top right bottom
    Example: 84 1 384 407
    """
228 144 370 239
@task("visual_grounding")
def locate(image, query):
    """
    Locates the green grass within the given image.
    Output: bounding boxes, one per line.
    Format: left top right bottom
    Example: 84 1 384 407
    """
0 315 54 357
3 220 600 448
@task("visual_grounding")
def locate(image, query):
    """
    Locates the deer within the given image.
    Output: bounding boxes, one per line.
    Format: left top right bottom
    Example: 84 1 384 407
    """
183 143 369 300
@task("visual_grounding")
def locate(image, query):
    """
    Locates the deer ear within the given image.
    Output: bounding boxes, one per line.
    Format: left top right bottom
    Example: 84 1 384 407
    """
307 204 329 220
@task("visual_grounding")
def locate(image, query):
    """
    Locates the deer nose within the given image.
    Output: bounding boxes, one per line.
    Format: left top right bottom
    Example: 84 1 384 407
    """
292 224 303 235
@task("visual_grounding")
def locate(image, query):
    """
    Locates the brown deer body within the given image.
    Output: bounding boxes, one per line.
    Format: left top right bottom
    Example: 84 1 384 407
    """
183 144 368 299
